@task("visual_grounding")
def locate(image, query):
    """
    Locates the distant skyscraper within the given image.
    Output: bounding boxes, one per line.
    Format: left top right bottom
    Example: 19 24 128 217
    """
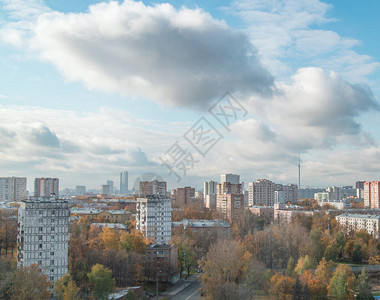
0 177 27 201
120 170 128 195
17 197 70 283
34 178 59 198
101 184 110 195
107 180 114 195
220 174 240 185
253 179 275 206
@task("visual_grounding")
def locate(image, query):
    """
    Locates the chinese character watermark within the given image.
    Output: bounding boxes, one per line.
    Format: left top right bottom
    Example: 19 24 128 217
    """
160 92 247 182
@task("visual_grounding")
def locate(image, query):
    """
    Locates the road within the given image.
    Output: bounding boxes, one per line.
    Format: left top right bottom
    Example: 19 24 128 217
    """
168 279 201 300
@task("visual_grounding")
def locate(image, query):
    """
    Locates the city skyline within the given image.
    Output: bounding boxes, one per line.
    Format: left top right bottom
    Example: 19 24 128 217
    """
1 0 380 189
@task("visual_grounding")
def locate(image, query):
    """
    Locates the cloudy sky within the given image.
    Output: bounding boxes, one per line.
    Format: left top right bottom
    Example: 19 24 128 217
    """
1 0 380 192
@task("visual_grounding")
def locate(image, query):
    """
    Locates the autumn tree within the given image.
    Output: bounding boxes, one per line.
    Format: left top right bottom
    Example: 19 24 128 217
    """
9 264 51 300
88 264 115 300
200 240 245 299
295 255 315 275
270 274 295 300
244 258 271 296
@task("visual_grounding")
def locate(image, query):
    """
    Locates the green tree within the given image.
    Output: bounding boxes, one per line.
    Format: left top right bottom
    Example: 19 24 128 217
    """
293 276 303 300
54 273 71 300
352 244 363 263
328 264 356 300
286 256 295 277
356 268 374 300
88 264 115 300
309 229 324 263
315 258 333 287
303 283 310 300
323 243 338 262
295 255 315 275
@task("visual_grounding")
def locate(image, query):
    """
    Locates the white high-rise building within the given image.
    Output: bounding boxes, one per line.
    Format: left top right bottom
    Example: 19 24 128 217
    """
221 174 240 185
120 170 128 195
248 182 254 206
17 197 70 283
203 181 218 198
136 195 171 245
0 177 27 201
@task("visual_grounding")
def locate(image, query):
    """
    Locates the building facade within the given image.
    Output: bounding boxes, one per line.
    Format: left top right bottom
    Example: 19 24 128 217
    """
216 182 242 195
34 178 59 198
136 195 171 244
216 194 244 222
145 244 178 283
17 198 70 283
253 179 275 206
336 213 380 238
139 180 167 197
220 174 240 185
0 177 27 201
203 181 217 198
364 181 380 208
172 187 195 208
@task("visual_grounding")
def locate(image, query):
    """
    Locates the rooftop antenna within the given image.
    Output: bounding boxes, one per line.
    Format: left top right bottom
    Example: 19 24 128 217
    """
298 154 301 189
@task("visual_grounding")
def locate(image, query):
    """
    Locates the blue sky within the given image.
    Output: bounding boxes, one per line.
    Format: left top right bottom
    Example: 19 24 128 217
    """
0 0 380 192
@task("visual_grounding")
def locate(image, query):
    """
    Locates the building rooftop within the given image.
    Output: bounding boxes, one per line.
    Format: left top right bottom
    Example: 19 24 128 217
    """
336 213 380 220
172 219 231 228
91 223 128 230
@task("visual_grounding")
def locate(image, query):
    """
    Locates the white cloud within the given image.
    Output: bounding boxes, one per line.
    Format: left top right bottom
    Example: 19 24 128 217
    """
231 0 380 82
27 0 273 108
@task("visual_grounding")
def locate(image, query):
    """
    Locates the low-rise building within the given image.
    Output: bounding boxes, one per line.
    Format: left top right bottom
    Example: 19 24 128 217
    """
91 223 128 231
144 244 178 283
274 204 313 225
249 206 274 223
172 219 231 239
336 213 380 238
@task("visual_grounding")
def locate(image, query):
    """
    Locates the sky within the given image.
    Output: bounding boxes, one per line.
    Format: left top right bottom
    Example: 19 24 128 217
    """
0 0 380 192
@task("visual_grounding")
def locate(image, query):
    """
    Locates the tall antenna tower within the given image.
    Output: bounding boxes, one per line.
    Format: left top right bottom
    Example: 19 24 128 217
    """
298 154 301 189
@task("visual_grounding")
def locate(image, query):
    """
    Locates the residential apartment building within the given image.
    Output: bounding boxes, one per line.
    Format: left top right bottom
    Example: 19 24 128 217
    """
139 180 167 197
336 213 380 238
145 244 178 283
203 181 218 198
173 219 231 239
216 182 242 195
274 204 313 225
136 195 171 245
34 178 59 198
298 188 324 199
249 206 274 223
216 194 244 222
252 179 275 206
172 187 195 208
356 181 365 199
0 177 27 201
17 197 70 283
364 181 380 208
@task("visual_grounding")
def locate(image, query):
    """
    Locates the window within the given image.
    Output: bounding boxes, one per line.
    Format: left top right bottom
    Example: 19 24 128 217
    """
39 219 43 224
39 244 42 249
38 260 42 265
50 260 54 266
39 227 43 232
39 252 42 257
51 227 55 232
52 210 56 215
50 252 54 256
39 210 43 215
51 269 54 273
50 277 54 281
38 235 42 241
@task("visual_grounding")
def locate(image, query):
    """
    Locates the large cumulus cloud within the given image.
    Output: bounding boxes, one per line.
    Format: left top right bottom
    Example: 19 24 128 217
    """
31 0 273 108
